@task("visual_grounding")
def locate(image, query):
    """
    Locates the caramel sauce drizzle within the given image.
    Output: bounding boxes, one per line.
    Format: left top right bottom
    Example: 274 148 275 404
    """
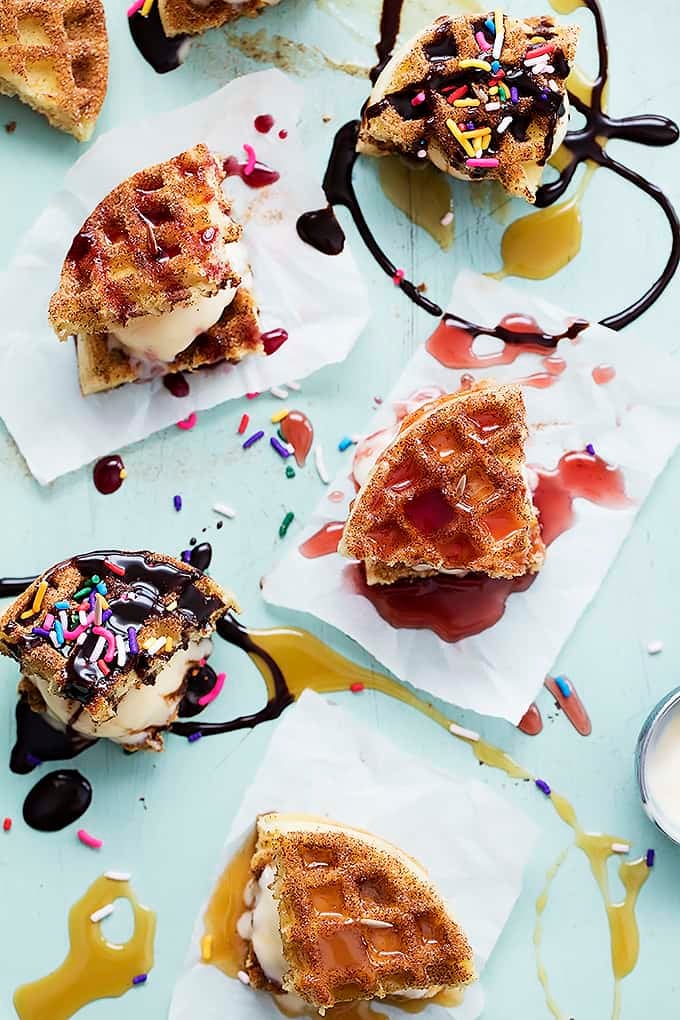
13 874 156 1020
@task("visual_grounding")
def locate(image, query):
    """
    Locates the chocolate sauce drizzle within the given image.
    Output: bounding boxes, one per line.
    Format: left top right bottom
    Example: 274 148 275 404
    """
297 0 679 331
128 5 190 74
10 695 94 775
22 769 92 832
442 311 589 348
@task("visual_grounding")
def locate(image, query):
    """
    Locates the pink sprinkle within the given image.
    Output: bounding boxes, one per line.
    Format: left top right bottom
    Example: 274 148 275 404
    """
62 623 86 642
475 30 491 51
127 0 144 15
246 392 260 400
177 412 197 430
392 268 405 286
93 626 117 662
77 829 102 849
466 158 500 168
197 672 226 707
43 613 55 629
242 143 257 176
410 91 426 107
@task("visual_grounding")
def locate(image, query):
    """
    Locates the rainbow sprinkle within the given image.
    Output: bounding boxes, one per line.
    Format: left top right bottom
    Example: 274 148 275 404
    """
243 430 265 450
535 779 551 797
279 511 295 538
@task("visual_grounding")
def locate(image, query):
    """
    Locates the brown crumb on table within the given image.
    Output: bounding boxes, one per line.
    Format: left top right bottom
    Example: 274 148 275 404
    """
322 114 332 123
5 121 16 134
416 282 427 293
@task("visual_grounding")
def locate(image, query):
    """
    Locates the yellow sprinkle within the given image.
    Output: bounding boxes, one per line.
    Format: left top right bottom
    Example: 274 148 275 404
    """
453 99 480 108
97 593 110 611
446 118 475 157
481 133 491 150
164 637 174 653
20 610 35 620
488 86 499 95
530 35 544 43
495 8 504 31
462 127 491 140
459 58 491 71
271 409 290 424
119 469 128 480
32 580 48 614
140 0 155 14
201 935 213 962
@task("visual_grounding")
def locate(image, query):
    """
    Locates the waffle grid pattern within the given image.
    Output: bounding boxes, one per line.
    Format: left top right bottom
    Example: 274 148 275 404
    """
159 0 280 38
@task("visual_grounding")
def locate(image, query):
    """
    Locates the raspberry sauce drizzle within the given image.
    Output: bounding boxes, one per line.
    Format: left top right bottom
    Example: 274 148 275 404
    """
545 675 592 737
300 522 345 558
223 156 280 189
280 411 314 467
426 313 589 369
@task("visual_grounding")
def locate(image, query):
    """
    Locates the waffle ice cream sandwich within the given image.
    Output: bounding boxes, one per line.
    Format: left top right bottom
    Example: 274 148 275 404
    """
48 144 261 395
0 550 237 751
238 812 476 1011
339 380 545 585
158 0 283 38
359 12 579 202
0 0 108 141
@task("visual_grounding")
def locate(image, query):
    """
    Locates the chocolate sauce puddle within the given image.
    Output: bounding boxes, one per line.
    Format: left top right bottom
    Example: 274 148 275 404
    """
128 6 190 74
297 0 679 330
23 769 92 832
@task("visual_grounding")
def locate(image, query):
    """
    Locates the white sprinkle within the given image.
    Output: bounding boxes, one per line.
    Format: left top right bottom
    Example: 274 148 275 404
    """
497 115 513 134
79 610 88 626
286 380 301 391
474 147 483 158
492 24 504 60
89 636 106 662
525 53 549 67
213 503 236 519
105 871 131 882
49 631 60 650
270 386 288 400
543 64 555 73
76 632 87 646
549 79 559 92
611 842 630 855
440 211 454 227
449 722 480 742
94 596 102 627
90 903 115 923
359 918 393 929
237 970 251 986
314 444 330 485
485 101 501 112
146 636 166 656
115 635 126 667
59 611 68 631
647 640 664 655
417 148 427 158
166 600 178 612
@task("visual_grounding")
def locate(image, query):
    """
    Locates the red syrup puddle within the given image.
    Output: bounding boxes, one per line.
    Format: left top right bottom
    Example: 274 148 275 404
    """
92 455 126 495
532 450 630 547
163 372 190 398
299 522 345 559
544 675 592 736
223 156 280 189
328 490 345 503
592 364 616 385
280 411 314 467
518 703 543 735
254 114 274 133
261 328 288 355
519 355 568 389
426 313 588 369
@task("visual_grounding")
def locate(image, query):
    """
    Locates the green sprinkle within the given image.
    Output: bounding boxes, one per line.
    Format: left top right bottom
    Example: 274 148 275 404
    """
91 575 100 583
74 586 92 599
277 427 285 442
285 465 296 479
279 511 295 538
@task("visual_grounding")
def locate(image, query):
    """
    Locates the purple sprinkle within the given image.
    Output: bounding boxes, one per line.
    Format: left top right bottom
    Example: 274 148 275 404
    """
127 627 139 655
102 610 112 622
535 778 551 797
242 429 265 450
466 120 475 130
132 973 148 986
181 549 192 563
646 848 655 868
89 592 96 610
511 86 519 103
187 731 203 743
173 494 182 512
270 436 291 460
586 443 595 456
31 627 50 637
26 753 42 767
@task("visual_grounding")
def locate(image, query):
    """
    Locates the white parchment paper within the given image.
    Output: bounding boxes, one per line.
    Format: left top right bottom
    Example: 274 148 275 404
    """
0 70 369 484
169 691 539 1020
263 272 680 724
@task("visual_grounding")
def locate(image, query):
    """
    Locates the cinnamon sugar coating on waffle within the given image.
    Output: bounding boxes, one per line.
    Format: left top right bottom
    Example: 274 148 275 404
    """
358 13 579 202
48 144 243 339
76 285 261 395
246 814 475 1008
0 0 108 141
0 550 237 728
339 381 545 585
159 0 282 38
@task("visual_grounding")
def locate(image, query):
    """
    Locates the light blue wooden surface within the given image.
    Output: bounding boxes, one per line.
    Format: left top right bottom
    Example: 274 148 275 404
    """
1 1 679 1017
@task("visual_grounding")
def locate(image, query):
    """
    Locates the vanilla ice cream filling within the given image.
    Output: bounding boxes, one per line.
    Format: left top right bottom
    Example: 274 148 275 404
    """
244 865 289 985
25 637 212 747
110 289 235 364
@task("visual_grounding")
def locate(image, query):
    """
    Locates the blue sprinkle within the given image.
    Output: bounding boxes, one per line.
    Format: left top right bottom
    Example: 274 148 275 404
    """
54 601 69 610
555 675 572 698
491 60 501 73
586 443 595 456
187 732 203 744
132 973 148 986
53 620 64 645
535 778 551 797
173 494 182 512
26 753 42 767
338 436 353 452
484 17 496 34
646 848 655 868
96 582 108 595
